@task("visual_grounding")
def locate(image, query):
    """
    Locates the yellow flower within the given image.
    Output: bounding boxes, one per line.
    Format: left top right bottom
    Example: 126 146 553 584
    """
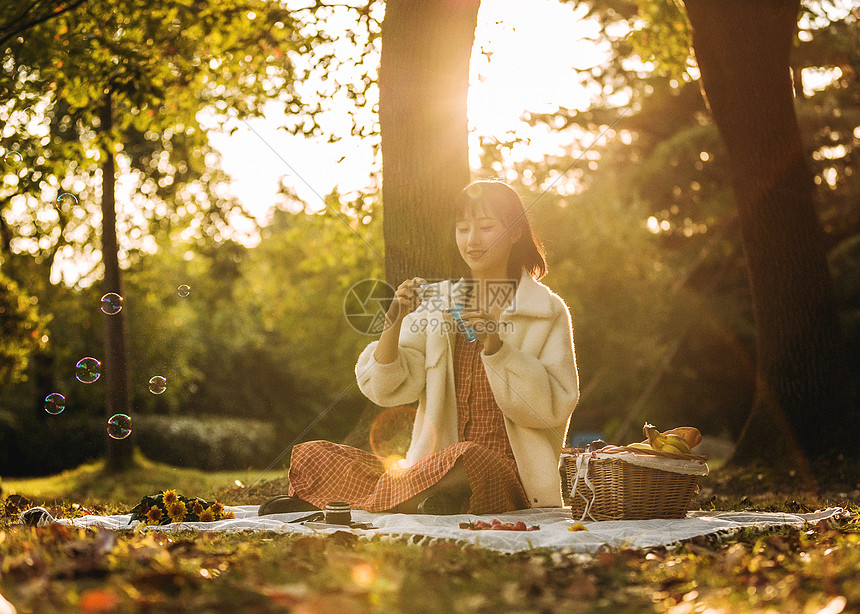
191 500 204 515
162 490 179 505
167 501 187 522
211 502 224 516
146 507 163 524
222 510 235 520
198 508 215 523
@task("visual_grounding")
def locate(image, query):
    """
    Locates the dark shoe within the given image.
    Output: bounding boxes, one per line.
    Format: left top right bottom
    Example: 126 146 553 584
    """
258 496 319 516
417 491 467 515
20 506 55 526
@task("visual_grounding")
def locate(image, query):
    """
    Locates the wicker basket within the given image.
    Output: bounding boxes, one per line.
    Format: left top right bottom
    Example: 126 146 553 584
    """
562 447 707 521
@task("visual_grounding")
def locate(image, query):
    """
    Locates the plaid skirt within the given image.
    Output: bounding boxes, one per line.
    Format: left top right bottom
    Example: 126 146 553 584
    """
288 335 529 514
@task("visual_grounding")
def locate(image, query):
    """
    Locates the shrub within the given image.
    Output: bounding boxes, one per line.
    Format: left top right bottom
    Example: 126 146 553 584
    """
134 415 283 471
0 414 287 476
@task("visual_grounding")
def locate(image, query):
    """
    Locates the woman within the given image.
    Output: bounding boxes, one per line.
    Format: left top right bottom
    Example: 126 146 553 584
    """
259 180 579 516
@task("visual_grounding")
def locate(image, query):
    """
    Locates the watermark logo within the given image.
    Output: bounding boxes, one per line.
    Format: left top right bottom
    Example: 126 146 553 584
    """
344 278 519 337
452 279 517 313
343 279 395 335
407 316 512 336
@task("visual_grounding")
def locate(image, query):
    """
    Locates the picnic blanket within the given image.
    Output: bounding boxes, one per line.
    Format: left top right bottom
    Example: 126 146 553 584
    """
37 505 844 554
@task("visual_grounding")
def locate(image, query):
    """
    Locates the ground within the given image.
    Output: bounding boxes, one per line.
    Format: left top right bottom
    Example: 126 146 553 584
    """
0 455 858 613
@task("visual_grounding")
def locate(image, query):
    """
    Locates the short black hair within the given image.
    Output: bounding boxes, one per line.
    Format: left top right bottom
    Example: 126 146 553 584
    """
452 180 547 281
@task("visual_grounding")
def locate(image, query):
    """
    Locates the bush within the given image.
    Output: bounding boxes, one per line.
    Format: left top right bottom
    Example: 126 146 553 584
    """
134 415 283 471
0 414 287 476
0 411 103 477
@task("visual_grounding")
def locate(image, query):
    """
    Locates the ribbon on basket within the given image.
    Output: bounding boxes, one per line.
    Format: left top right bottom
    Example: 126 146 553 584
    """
570 453 599 522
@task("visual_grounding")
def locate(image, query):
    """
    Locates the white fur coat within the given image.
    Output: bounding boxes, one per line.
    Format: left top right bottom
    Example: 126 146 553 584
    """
355 273 579 507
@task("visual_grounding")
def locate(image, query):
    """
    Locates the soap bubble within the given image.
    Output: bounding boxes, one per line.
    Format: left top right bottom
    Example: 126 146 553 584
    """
44 392 66 415
148 375 167 394
107 413 132 439
177 284 191 297
464 183 483 200
57 192 78 207
3 151 23 168
75 357 101 383
100 292 123 315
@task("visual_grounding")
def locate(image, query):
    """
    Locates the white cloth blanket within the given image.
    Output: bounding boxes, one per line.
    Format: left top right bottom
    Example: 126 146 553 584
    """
52 506 844 554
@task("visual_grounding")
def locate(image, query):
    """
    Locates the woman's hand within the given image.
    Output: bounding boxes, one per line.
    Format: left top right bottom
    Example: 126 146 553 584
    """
458 307 504 355
375 277 428 365
386 277 428 326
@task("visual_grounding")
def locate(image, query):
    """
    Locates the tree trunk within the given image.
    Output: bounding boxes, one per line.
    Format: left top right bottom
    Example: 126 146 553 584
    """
379 0 480 284
342 0 480 450
100 92 134 470
683 0 857 466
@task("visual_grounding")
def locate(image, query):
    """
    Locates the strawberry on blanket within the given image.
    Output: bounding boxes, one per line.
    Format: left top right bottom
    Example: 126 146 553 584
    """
459 519 540 531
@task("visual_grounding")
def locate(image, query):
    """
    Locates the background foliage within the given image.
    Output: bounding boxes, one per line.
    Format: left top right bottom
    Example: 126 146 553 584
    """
1 0 857 474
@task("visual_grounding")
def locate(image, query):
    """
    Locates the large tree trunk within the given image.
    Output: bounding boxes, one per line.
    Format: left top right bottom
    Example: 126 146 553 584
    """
684 0 857 466
342 0 480 451
378 0 480 284
100 93 134 470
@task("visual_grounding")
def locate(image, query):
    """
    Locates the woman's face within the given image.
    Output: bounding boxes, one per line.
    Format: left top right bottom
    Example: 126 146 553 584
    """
455 208 517 277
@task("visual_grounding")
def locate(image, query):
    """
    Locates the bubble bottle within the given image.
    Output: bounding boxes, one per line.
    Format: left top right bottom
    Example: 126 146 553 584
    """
448 304 478 343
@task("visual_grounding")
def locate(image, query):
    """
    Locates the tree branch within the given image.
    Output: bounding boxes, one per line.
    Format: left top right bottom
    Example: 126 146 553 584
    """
291 0 378 24
0 0 89 49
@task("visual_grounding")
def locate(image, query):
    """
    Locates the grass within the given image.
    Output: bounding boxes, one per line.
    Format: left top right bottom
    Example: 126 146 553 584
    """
1 451 273 513
1 455 859 613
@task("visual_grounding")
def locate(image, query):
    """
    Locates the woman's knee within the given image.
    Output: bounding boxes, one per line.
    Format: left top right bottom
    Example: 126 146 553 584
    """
288 440 329 473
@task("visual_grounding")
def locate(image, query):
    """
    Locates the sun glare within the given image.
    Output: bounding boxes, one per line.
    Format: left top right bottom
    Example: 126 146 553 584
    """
467 0 608 169
468 1 604 135
206 1 609 222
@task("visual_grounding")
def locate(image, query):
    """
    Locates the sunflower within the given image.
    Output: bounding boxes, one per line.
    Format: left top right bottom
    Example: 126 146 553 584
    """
222 510 236 520
191 499 204 516
211 502 224 516
198 508 215 523
146 507 164 524
162 490 179 505
167 500 187 522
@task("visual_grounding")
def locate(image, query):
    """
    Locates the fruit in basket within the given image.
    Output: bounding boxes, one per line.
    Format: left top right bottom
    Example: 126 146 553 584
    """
643 424 665 449
585 439 609 452
626 442 653 452
664 426 702 449
662 433 692 454
643 423 696 454
659 442 688 454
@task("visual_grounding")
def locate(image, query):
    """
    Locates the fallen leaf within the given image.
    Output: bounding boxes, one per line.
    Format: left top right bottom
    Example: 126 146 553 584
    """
563 571 598 600
294 593 368 614
79 589 120 613
328 531 360 548
260 583 310 608
290 536 327 560
4 495 32 517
